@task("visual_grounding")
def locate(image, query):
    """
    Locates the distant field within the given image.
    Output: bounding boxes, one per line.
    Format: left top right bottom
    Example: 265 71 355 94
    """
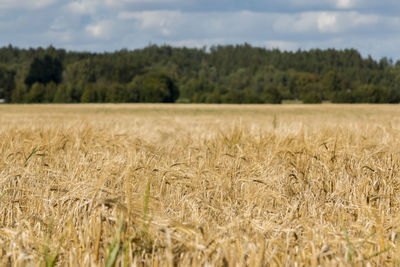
1 104 400 266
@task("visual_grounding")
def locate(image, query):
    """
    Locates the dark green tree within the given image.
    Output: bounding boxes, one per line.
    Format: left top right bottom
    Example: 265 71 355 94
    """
130 72 179 103
262 86 283 104
25 55 63 87
0 65 16 102
0 44 399 104
81 84 97 103
25 82 46 102
53 84 72 103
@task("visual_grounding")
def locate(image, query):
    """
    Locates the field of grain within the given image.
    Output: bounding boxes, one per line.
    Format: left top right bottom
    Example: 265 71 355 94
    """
1 104 400 266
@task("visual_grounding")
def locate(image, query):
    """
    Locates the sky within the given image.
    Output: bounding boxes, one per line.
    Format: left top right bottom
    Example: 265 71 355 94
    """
1 0 400 60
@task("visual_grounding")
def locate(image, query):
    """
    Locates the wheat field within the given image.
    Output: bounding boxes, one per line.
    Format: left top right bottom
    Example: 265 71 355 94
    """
1 104 400 266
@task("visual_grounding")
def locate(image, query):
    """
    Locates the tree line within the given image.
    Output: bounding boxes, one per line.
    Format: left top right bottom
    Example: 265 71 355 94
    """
0 44 400 104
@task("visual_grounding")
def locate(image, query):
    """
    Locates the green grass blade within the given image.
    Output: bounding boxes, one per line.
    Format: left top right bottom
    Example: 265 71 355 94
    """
0 190 7 201
342 223 354 264
105 217 124 267
105 243 121 267
143 177 151 223
141 177 152 237
364 247 391 261
24 145 38 166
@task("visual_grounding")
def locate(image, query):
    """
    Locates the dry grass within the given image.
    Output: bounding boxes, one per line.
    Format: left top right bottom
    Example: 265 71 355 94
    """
1 104 400 266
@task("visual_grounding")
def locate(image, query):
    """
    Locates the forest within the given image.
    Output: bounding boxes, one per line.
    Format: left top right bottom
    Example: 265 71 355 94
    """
0 44 400 103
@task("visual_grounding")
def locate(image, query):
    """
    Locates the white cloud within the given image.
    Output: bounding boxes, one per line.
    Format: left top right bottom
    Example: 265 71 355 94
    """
274 11 380 34
0 0 56 9
119 10 180 28
335 0 357 9
119 10 277 39
67 0 99 15
86 21 113 39
286 0 360 9
317 12 338 33
273 13 315 33
50 16 68 31
104 0 184 8
119 10 182 37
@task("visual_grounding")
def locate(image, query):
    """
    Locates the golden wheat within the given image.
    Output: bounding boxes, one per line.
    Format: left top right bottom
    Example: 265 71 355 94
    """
0 104 400 266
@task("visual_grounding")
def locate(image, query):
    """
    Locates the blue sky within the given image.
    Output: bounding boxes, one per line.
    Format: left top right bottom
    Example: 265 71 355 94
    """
1 0 400 60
